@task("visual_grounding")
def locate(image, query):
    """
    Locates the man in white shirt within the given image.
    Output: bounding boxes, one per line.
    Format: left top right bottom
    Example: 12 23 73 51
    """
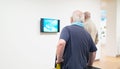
84 11 98 45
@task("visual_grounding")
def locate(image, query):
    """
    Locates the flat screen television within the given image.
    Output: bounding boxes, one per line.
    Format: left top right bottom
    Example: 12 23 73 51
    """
40 18 60 33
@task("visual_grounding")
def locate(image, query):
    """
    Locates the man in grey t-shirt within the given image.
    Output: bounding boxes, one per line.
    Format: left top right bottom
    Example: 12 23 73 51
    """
55 10 97 69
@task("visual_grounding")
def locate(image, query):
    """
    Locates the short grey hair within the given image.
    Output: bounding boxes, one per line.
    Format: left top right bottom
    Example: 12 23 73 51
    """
71 10 84 23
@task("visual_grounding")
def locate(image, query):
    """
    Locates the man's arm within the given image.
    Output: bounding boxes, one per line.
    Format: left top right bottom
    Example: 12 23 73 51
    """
56 39 66 64
87 52 96 66
95 32 99 45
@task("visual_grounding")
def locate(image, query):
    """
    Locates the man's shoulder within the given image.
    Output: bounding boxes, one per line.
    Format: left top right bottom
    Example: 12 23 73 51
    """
61 26 71 32
63 25 72 29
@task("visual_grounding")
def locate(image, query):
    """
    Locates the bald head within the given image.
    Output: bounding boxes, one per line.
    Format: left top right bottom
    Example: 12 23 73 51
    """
71 10 84 23
84 11 91 21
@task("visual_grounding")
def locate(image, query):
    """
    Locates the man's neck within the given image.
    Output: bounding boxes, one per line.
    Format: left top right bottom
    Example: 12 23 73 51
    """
85 18 90 22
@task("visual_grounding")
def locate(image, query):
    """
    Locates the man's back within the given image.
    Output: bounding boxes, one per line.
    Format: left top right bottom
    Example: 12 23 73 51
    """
84 19 98 44
61 25 97 69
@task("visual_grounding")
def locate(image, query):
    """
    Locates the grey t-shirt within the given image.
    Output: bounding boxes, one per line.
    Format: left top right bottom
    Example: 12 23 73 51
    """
59 25 97 69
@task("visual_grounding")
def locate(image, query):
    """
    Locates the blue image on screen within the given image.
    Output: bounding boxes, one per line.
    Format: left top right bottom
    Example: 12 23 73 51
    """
42 18 59 32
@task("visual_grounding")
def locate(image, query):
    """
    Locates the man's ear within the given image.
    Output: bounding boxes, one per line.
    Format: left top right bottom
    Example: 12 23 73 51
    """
70 17 73 23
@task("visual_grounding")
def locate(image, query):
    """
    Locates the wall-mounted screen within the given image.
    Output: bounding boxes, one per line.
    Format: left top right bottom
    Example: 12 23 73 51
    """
40 18 60 33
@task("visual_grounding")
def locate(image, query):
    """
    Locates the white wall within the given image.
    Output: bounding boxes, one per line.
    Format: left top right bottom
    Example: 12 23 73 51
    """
0 0 100 69
116 0 120 55
101 0 120 57
102 0 117 57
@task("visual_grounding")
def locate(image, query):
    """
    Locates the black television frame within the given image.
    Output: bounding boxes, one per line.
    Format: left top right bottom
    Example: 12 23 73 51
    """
40 18 60 33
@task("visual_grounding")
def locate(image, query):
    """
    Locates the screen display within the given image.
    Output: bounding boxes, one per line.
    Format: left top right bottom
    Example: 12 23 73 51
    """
40 18 60 32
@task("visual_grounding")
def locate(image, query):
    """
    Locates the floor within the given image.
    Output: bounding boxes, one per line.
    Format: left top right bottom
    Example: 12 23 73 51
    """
93 44 120 69
93 56 120 69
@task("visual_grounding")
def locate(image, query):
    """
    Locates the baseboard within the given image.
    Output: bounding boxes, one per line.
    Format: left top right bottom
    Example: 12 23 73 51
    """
94 59 100 61
116 55 120 57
